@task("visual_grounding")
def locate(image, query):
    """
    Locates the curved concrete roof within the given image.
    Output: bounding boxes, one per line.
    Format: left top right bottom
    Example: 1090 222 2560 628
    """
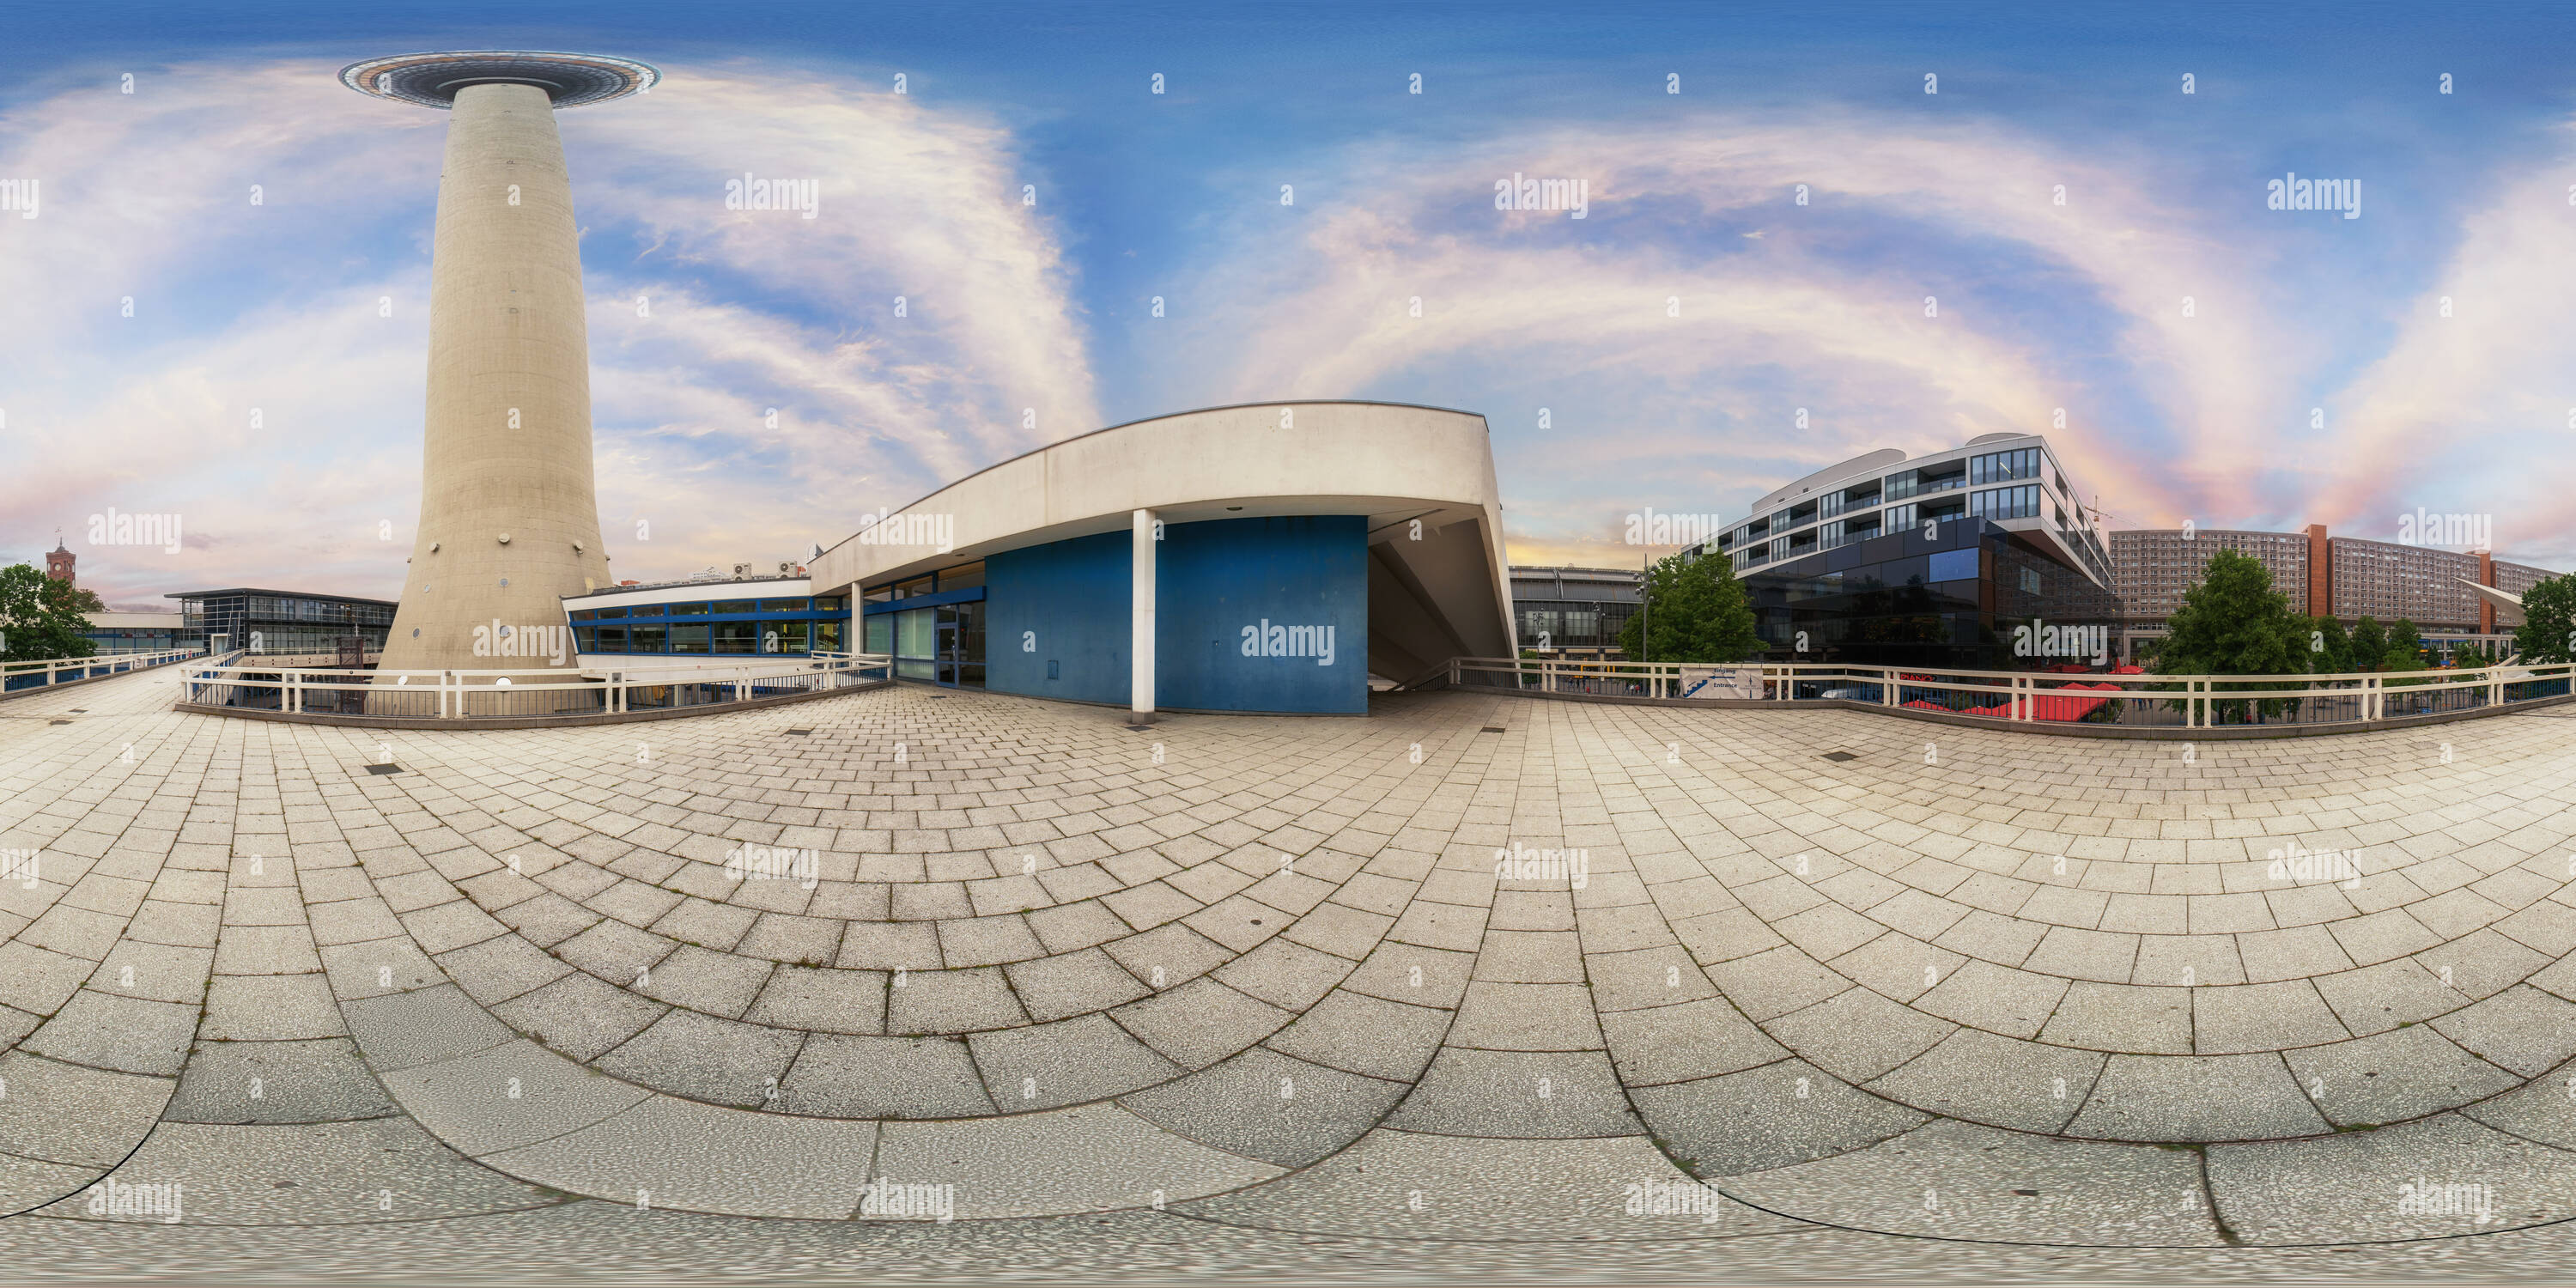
808 401 1517 676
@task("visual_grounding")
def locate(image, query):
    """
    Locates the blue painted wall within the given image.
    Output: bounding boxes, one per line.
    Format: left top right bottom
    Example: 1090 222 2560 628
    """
981 515 1368 714
1157 515 1367 714
987 531 1130 705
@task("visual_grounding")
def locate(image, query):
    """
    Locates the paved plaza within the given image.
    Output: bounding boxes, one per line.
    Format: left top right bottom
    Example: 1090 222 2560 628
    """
6 665 2576 1279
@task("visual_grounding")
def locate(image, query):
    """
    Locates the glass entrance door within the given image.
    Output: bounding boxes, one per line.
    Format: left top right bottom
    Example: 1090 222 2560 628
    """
933 602 985 689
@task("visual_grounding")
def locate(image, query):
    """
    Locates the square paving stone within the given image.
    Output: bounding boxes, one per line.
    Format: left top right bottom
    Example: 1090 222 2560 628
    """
2067 1053 2329 1142
1111 977 1292 1069
1764 987 1956 1083
1121 1047 1414 1168
201 973 347 1041
0 1051 173 1167
21 989 197 1077
1724 1117 2221 1245
2038 982 2192 1055
1626 1059 1926 1176
1867 1028 2105 1134
1598 996 1790 1088
377 1037 650 1156
1447 981 1603 1052
2429 985 2576 1077
2206 1113 2576 1243
744 965 888 1036
2281 1025 2522 1128
885 966 1028 1036
486 1093 878 1218
434 933 574 1007
1262 989 1451 1083
775 1034 998 1119
632 945 773 1019
1382 1047 1642 1139
1002 949 1151 1024
1910 960 2068 1041
1173 1127 1794 1240
164 1037 396 1125
967 1012 1182 1110
490 973 671 1063
592 1008 805 1108
2193 981 2349 1054
873 1102 1280 1218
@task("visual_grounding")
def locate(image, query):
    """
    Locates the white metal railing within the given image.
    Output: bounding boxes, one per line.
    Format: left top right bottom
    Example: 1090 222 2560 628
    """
177 653 893 720
1442 656 2576 731
2 647 209 696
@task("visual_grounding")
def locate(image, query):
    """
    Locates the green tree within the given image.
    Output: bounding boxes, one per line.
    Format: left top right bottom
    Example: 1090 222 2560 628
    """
2298 616 2352 674
1614 551 1760 664
2348 617 2387 670
2382 618 2425 671
2153 548 2304 720
2515 575 2576 664
0 564 100 663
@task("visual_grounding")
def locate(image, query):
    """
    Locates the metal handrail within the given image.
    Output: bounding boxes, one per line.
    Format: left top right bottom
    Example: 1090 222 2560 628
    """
1443 656 2575 730
1 647 210 694
175 653 896 720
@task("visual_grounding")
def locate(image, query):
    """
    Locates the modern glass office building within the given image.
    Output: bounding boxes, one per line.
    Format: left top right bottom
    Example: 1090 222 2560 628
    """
564 577 850 661
167 588 398 655
1690 435 2123 669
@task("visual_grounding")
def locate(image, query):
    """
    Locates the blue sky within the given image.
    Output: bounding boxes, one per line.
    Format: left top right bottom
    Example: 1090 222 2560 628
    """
9 0 2576 606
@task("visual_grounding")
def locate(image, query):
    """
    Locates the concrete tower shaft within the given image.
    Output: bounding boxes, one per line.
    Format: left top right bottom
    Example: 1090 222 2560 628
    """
379 80 611 673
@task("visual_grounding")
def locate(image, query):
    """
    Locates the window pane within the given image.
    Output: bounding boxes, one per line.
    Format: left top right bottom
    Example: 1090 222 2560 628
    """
896 608 935 659
770 620 810 653
758 598 807 612
595 626 627 650
863 615 890 653
939 562 985 592
712 622 757 653
597 607 627 619
712 600 756 615
814 596 846 611
814 619 843 651
629 604 665 617
896 576 934 600
670 624 710 653
629 624 667 653
671 603 708 615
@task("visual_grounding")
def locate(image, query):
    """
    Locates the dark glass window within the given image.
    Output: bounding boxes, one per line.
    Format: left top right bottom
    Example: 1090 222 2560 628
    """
814 596 847 611
713 600 756 615
670 624 710 653
629 624 667 653
814 619 844 651
939 562 985 592
596 606 627 619
895 575 933 600
629 603 665 617
758 598 808 612
595 626 628 651
769 620 810 653
671 603 708 615
712 621 757 653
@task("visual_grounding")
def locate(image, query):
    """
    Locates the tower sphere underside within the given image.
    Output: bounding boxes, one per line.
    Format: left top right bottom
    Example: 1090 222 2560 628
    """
339 52 659 109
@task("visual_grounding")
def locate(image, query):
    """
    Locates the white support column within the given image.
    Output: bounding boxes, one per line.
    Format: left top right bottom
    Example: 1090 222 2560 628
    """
1131 508 1157 722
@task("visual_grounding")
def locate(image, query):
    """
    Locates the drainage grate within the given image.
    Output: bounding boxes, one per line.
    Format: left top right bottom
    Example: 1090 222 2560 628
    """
48 720 71 726
363 763 404 775
1821 750 1858 762
1480 726 1506 733
68 709 86 714
784 729 813 736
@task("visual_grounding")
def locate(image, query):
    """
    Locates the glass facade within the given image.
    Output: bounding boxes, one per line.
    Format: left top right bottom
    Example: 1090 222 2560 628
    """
862 564 987 688
1740 517 2123 669
170 590 395 656
569 590 851 656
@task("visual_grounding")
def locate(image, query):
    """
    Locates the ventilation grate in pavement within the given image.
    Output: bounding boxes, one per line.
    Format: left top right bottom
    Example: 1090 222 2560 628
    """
1822 750 1858 762
364 763 404 775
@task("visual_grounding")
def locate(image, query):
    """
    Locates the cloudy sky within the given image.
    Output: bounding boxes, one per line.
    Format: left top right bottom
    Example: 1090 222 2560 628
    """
8 1 2576 607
